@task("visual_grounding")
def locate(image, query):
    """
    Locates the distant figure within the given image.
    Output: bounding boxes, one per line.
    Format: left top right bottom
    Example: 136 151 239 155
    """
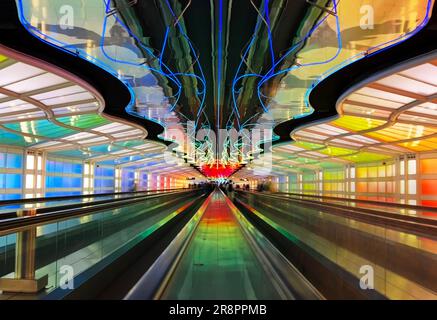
132 183 138 192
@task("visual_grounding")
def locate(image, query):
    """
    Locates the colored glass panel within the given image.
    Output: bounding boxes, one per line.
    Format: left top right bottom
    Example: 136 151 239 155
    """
56 114 109 129
421 180 437 195
6 153 22 169
420 158 437 174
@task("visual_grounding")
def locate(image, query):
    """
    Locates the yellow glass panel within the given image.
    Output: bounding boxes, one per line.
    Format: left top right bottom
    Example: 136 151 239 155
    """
387 164 394 177
332 116 385 132
342 152 390 162
357 167 367 178
271 0 432 121
378 166 386 177
368 167 378 178
366 123 433 143
400 138 437 151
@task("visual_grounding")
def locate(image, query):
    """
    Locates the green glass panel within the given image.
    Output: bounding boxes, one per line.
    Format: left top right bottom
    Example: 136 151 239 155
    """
318 162 344 169
0 129 39 146
4 120 76 138
88 145 122 153
342 152 391 163
56 114 110 129
319 146 356 157
294 141 325 150
49 150 87 158
117 140 146 148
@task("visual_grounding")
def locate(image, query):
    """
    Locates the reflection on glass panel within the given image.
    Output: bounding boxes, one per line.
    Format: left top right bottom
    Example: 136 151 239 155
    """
357 167 367 178
420 158 437 174
408 159 417 175
6 153 23 169
408 180 417 194
0 194 196 296
4 174 22 189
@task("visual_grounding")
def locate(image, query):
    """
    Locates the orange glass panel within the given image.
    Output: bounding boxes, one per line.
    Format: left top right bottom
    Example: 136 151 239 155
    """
378 182 386 193
421 180 437 195
422 200 437 206
369 182 378 193
357 182 368 193
365 196 378 201
420 159 437 174
387 181 394 193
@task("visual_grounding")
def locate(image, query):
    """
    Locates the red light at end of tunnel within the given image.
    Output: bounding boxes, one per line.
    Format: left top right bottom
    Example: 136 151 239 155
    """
199 163 240 178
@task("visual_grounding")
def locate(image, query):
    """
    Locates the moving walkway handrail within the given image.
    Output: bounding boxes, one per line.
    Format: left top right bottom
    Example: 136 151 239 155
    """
237 190 437 236
0 189 204 234
43 192 209 300
124 191 213 300
232 196 387 300
223 189 324 300
126 189 324 300
240 190 437 223
273 191 437 213
0 188 187 206
0 189 191 218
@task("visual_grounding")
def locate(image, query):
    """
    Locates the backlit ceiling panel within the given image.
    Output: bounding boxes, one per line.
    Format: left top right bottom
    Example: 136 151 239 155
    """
236 57 437 177
6 0 436 177
0 49 201 177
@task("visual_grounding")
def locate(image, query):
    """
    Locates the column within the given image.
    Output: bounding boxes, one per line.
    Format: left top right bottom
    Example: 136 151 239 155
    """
0 210 48 293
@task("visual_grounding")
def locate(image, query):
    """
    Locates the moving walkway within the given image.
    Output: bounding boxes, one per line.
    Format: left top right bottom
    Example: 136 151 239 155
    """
0 189 190 219
125 189 322 300
232 190 437 300
2 186 434 300
0 189 207 298
0 188 323 300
